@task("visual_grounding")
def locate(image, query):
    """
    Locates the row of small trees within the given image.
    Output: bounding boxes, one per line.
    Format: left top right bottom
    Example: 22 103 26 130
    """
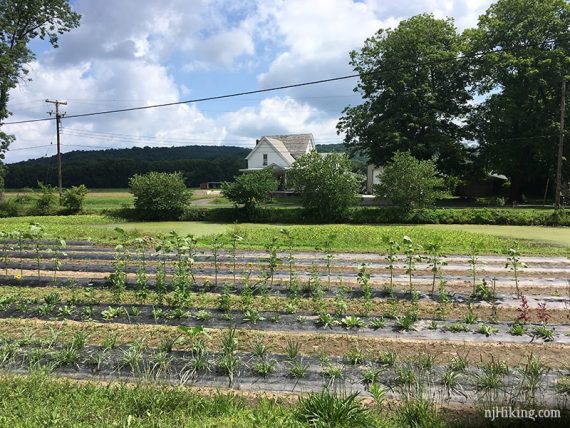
221 151 443 220
126 151 443 221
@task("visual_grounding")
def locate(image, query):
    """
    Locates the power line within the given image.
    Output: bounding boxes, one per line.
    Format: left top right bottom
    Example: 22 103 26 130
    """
2 74 361 126
4 39 567 127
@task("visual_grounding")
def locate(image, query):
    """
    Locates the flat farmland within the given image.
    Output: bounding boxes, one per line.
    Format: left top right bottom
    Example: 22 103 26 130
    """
0 225 568 426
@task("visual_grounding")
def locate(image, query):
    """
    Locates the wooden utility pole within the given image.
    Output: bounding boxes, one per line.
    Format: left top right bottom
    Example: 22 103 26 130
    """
45 99 67 197
555 80 567 209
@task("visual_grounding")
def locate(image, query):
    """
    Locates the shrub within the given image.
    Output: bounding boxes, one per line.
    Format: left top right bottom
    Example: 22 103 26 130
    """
0 198 23 217
288 151 362 221
128 171 191 220
296 389 372 427
374 151 445 210
31 182 59 216
221 169 277 215
61 185 88 213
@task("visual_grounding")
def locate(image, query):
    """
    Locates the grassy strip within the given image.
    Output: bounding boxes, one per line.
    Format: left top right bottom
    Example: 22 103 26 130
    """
0 373 301 428
0 373 450 428
1 215 568 255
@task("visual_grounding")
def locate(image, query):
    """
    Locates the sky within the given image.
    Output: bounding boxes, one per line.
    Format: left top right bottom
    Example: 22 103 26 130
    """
3 0 494 163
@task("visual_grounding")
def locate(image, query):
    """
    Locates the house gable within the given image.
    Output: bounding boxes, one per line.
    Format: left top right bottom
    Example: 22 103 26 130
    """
245 137 295 170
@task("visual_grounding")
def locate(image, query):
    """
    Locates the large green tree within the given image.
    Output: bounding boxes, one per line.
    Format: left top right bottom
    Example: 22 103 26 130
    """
0 0 80 189
337 14 471 176
466 0 570 202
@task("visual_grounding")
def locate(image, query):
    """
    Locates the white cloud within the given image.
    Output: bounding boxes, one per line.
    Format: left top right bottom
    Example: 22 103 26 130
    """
3 0 495 164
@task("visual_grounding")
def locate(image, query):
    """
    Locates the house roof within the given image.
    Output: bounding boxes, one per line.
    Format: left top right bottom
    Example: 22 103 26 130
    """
264 134 314 159
264 137 296 164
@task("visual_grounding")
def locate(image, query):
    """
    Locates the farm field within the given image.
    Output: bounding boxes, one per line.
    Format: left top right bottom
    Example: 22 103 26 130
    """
0 224 568 426
4 188 233 212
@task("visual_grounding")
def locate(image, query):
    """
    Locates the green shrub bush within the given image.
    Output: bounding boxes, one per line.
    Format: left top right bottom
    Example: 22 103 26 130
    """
221 169 277 215
30 182 59 216
61 185 88 214
374 152 445 210
128 171 191 220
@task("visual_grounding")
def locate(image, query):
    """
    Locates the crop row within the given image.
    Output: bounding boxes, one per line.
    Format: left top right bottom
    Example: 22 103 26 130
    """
1 327 568 409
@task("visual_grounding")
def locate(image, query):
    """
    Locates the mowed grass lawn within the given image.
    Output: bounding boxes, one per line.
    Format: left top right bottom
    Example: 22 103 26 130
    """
0 214 569 255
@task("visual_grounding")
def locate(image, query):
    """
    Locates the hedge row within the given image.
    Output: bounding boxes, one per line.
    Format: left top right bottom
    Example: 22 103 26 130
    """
173 206 570 226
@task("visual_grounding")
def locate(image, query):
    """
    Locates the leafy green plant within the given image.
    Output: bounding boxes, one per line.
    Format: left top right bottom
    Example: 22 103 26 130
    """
345 346 365 365
210 234 224 287
109 239 129 304
377 351 397 367
286 338 301 361
194 310 212 322
133 237 150 303
242 308 265 325
361 366 383 389
509 323 528 336
402 235 421 295
369 317 386 330
425 241 446 295
316 312 337 329
477 323 499 337
395 308 418 331
518 354 549 406
383 237 399 295
444 322 470 333
252 359 276 377
340 315 366 329
289 359 308 379
531 325 555 342
463 305 477 324
505 247 526 296
262 236 280 288
357 263 373 315
296 389 372 428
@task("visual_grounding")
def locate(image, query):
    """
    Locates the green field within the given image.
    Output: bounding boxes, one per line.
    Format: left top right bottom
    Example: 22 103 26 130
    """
0 214 568 255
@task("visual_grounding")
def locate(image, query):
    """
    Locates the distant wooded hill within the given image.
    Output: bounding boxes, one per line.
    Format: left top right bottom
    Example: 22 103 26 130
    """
6 144 345 188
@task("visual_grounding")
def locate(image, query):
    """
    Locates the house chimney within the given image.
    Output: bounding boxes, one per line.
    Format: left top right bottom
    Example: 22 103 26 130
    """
255 139 260 145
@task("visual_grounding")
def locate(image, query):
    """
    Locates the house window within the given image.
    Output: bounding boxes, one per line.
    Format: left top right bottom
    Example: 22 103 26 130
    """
263 154 268 166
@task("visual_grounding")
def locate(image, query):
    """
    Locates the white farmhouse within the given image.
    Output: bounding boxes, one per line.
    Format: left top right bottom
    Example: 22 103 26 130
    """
241 134 315 188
